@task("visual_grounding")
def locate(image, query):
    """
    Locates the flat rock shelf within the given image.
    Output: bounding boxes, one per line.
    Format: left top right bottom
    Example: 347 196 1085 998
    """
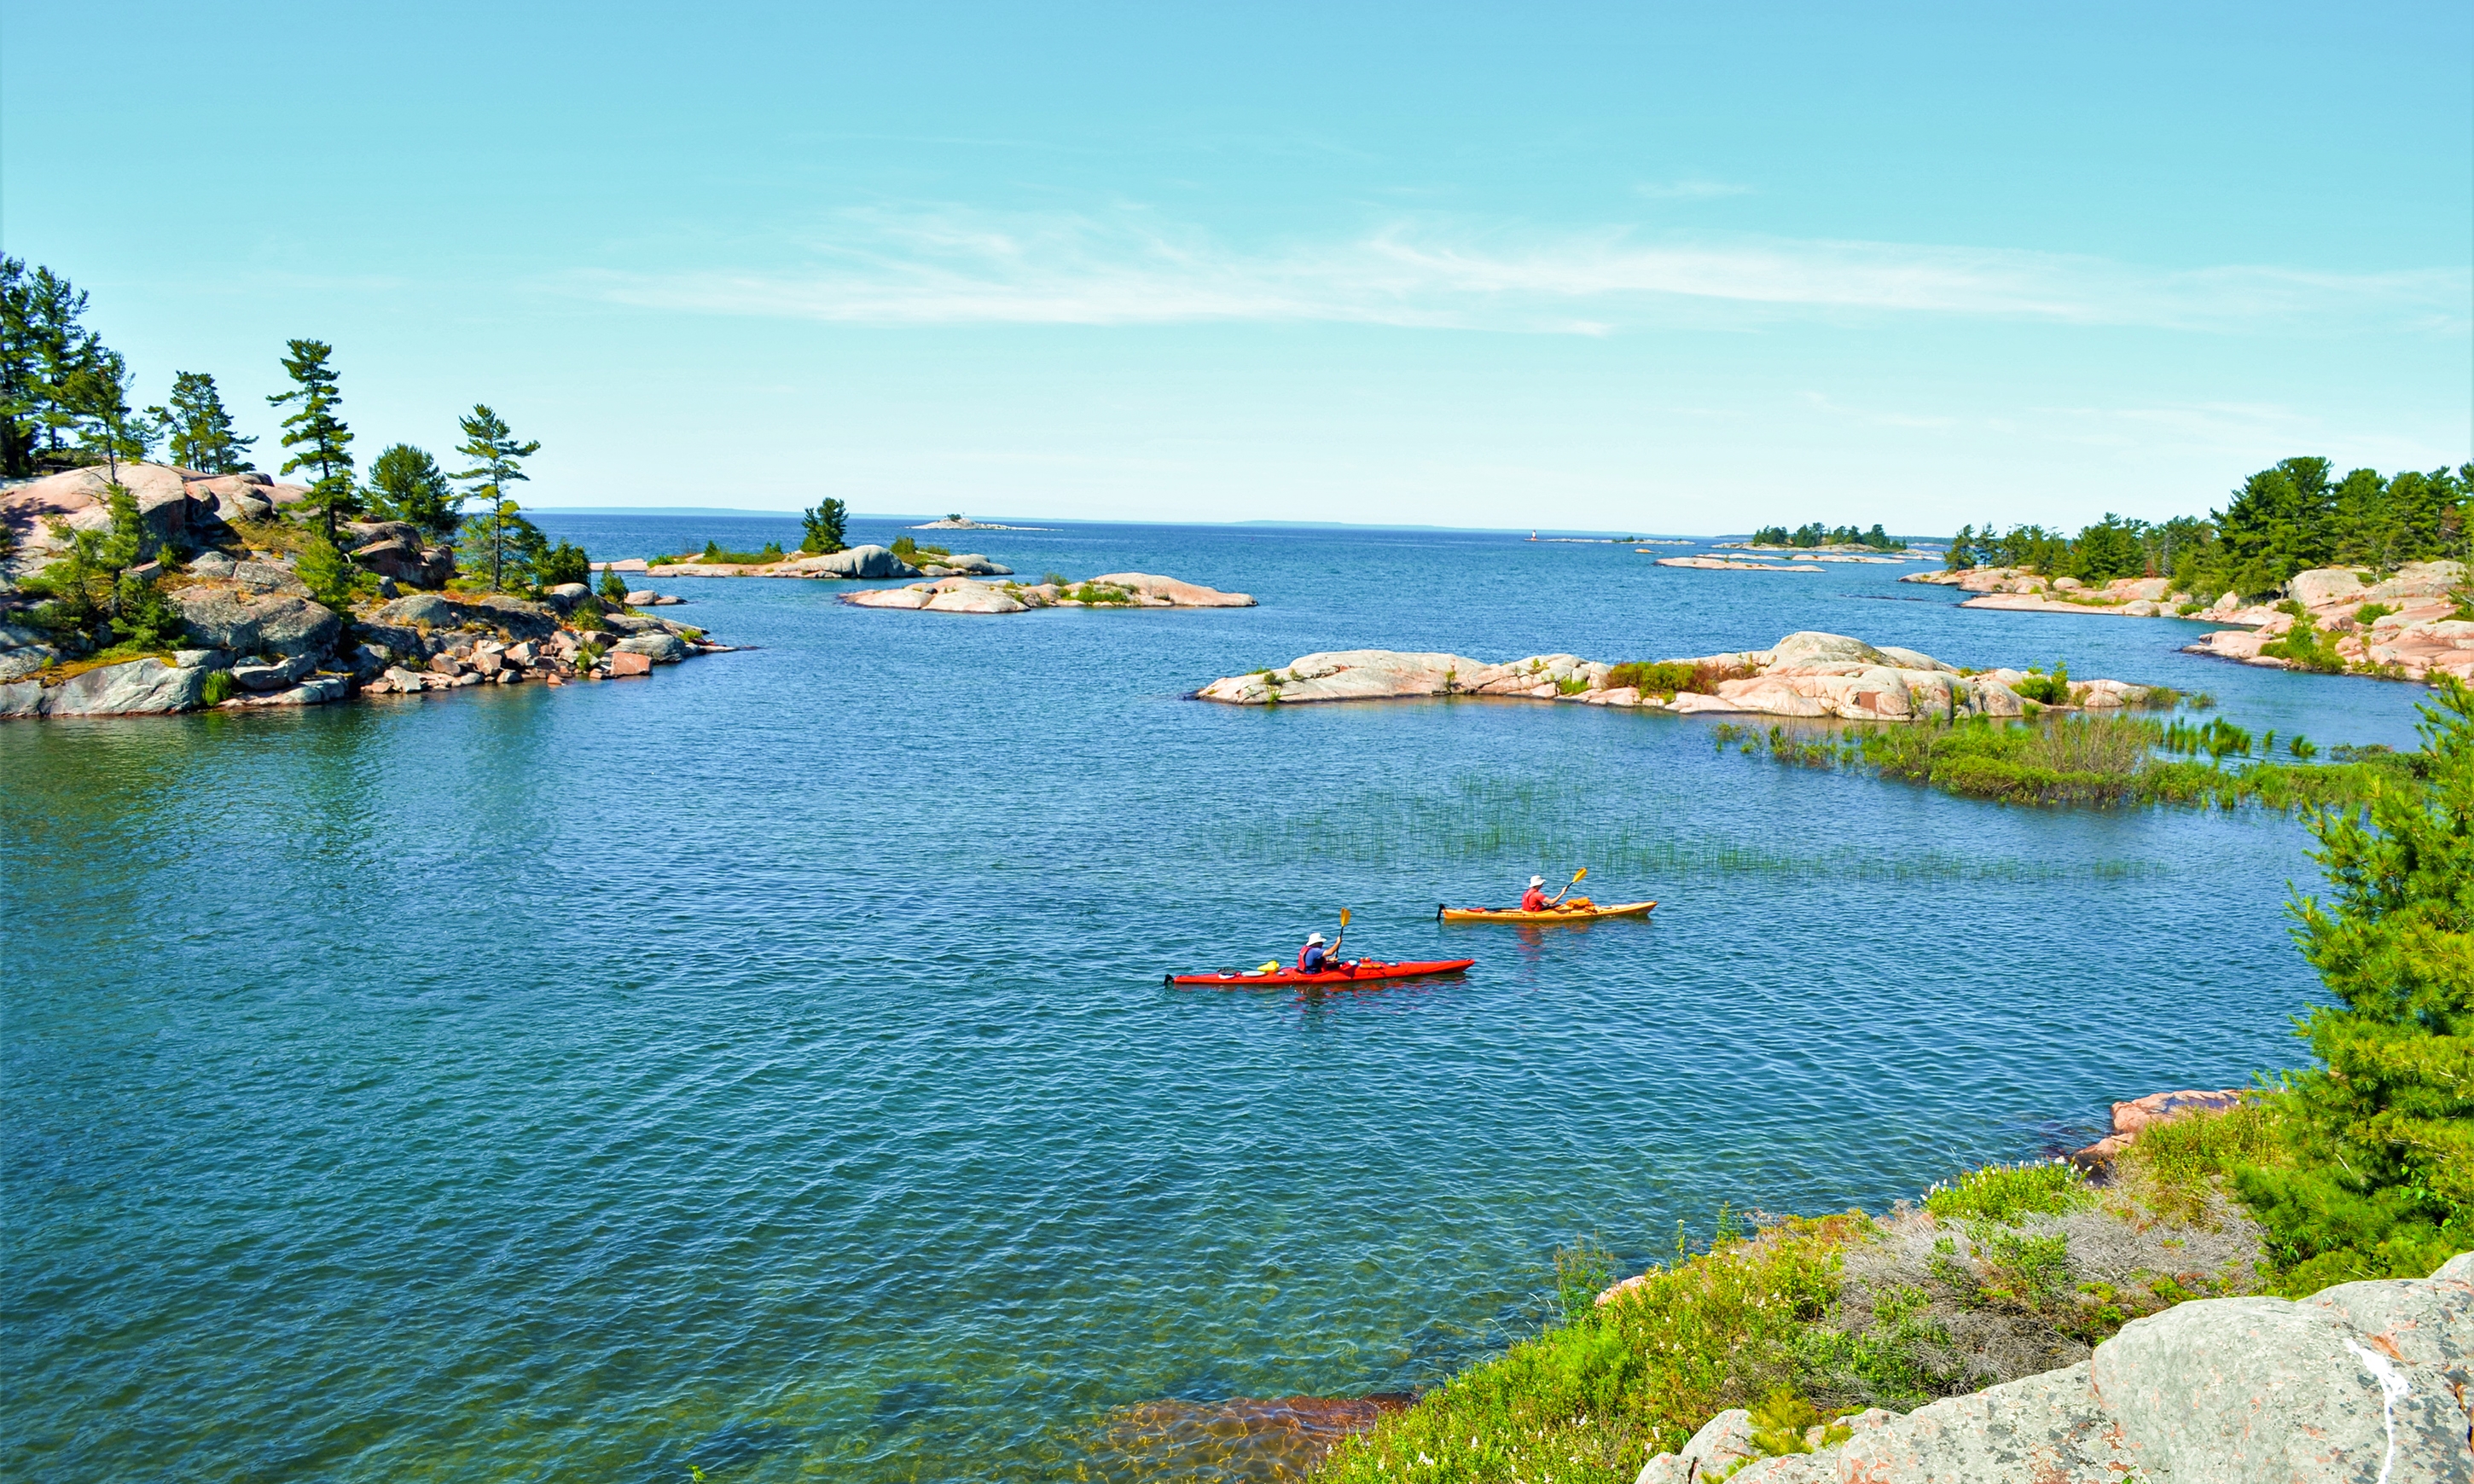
1195 631 2158 722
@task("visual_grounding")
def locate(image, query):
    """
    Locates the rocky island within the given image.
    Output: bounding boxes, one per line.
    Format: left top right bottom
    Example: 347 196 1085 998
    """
0 462 726 718
845 571 1254 614
1197 631 2157 720
1908 559 2474 682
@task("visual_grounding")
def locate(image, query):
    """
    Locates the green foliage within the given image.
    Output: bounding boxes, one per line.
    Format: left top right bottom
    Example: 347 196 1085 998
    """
799 496 847 554
62 348 150 477
2355 601 2396 626
111 570 187 650
148 370 255 473
1728 712 2413 814
1921 1162 2092 1224
268 339 358 539
2009 662 2070 705
1972 1230 2073 1311
1745 1387 1825 1455
366 443 457 539
2116 1099 2284 1225
294 532 368 611
597 565 629 603
2069 514 2146 583
0 257 112 475
452 405 543 591
2240 681 2474 1292
1554 1239 1617 1322
200 669 235 705
539 540 590 589
694 538 784 565
2259 603 2348 673
1041 570 1069 588
887 535 954 565
1318 1216 1863 1484
1750 522 1903 550
568 593 607 629
1606 658 1751 697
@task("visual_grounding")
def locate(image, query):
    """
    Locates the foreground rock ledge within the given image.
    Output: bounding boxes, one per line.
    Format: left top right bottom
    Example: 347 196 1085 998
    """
1195 632 2152 722
1644 1250 2474 1484
844 572 1254 614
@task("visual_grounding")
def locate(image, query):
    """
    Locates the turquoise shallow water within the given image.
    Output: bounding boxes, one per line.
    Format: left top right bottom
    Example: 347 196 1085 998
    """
3 519 2434 1481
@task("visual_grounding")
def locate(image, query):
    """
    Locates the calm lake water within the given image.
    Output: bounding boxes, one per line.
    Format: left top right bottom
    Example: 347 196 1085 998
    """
3 517 2433 1481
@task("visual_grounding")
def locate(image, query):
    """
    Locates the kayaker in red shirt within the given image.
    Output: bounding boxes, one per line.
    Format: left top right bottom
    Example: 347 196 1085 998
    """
1520 874 1570 912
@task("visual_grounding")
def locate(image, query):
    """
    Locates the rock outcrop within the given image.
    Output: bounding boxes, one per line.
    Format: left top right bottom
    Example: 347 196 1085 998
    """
845 572 1255 613
1657 555 1824 572
644 543 926 580
1913 560 2474 682
1197 633 2152 722
2070 1089 2249 1168
0 655 212 718
2178 562 2473 683
167 586 342 658
1685 1252 2474 1484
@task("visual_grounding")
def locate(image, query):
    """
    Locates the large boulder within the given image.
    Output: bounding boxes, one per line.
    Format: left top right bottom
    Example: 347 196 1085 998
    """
371 592 559 641
1711 1252 2474 1484
166 587 342 658
613 632 688 664
1766 631 1890 670
785 543 918 579
0 657 210 718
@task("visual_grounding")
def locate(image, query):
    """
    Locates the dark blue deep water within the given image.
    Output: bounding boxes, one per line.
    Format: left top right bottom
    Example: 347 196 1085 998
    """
3 515 2435 1481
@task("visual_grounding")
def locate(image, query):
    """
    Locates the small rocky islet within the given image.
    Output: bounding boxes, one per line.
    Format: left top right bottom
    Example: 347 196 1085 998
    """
1197 630 2159 721
0 462 728 718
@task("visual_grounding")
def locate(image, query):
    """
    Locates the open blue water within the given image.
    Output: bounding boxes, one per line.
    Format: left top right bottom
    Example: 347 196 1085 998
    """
3 517 2434 1481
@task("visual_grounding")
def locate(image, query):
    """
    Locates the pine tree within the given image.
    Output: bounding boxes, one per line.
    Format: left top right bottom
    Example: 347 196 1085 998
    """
367 443 459 541
451 405 542 592
801 497 848 554
0 258 112 474
148 371 256 473
62 350 148 483
268 339 357 542
2238 681 2474 1290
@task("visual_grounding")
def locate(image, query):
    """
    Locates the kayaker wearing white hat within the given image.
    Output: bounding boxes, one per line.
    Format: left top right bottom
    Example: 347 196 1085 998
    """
1297 931 1333 973
1519 874 1571 912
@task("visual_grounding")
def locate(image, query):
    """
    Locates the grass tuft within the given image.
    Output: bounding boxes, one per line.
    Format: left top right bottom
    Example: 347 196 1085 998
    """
1921 1162 2092 1225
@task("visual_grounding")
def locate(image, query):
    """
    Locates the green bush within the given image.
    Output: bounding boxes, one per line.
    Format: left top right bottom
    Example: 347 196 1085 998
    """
697 538 784 565
2236 680 2474 1292
2010 662 2070 705
2260 602 2348 673
200 669 235 705
538 540 590 588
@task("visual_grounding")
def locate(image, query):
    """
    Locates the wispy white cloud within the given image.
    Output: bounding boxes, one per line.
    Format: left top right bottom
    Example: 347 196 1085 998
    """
572 206 2470 335
1634 178 1755 200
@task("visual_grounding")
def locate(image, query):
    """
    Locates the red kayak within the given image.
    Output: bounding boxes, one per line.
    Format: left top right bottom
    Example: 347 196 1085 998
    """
1165 958 1476 988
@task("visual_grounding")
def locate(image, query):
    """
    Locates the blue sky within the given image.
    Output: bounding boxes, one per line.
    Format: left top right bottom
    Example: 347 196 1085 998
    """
4 1 2467 531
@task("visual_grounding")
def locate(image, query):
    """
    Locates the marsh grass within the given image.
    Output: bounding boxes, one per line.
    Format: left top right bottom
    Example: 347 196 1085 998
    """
1716 715 2413 812
1217 772 2167 884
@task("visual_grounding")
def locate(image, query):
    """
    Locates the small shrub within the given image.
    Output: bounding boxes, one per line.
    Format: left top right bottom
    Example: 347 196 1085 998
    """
1553 1239 1616 1321
200 670 235 705
2355 601 2396 625
2011 662 2071 705
1041 571 1068 588
1974 1230 2072 1311
1923 1161 2091 1224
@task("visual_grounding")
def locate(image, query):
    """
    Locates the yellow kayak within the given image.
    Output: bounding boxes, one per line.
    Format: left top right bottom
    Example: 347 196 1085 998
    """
1436 899 1657 925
